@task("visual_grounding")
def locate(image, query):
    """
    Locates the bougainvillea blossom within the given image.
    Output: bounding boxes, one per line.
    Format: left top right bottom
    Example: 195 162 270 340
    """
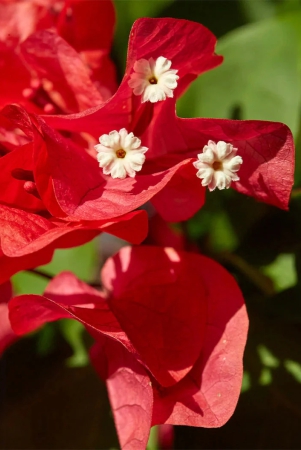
19 30 106 114
43 17 295 221
9 246 248 449
193 140 243 191
0 103 203 222
0 0 116 113
44 17 223 137
95 128 148 179
128 56 179 103
0 103 148 284
145 103 295 215
36 18 221 221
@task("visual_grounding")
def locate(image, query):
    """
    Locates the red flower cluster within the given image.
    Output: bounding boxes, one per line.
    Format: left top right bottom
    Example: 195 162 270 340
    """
0 0 295 448
9 246 248 448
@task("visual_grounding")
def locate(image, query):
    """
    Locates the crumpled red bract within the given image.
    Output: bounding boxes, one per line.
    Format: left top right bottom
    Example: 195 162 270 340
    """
0 0 116 113
9 246 248 449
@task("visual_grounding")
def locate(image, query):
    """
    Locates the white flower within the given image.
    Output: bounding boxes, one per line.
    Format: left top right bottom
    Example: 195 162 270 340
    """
193 140 243 191
95 129 148 179
128 56 179 103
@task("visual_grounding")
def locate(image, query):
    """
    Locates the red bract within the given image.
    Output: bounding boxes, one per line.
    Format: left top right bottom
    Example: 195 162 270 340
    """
0 280 17 356
146 104 295 213
45 17 222 135
56 0 116 97
0 0 116 113
144 213 186 251
38 18 222 221
0 103 149 283
43 17 295 221
0 0 56 111
9 246 248 449
0 204 147 284
0 103 201 222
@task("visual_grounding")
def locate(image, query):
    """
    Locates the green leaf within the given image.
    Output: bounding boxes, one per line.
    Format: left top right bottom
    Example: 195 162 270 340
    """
241 370 252 392
284 359 301 383
12 240 98 295
177 18 301 137
210 210 238 252
59 320 89 368
36 323 57 355
279 11 301 185
41 240 98 282
115 0 174 21
12 271 48 295
262 253 297 292
239 0 276 23
257 344 280 368
276 0 301 16
258 367 273 386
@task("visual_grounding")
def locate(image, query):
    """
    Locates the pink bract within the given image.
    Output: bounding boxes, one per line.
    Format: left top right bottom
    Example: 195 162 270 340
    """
9 246 249 449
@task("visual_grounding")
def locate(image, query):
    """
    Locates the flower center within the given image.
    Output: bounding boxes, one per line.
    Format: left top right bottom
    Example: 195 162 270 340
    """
116 148 126 159
213 160 223 171
148 77 158 85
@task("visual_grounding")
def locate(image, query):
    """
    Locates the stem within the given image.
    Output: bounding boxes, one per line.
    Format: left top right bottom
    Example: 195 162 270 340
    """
147 426 158 450
219 251 275 296
26 269 101 288
27 268 52 280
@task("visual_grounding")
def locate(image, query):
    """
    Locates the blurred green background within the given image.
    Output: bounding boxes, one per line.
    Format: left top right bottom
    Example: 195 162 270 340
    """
2 0 301 448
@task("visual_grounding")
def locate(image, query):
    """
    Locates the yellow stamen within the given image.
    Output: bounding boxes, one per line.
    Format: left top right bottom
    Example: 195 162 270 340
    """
116 149 126 159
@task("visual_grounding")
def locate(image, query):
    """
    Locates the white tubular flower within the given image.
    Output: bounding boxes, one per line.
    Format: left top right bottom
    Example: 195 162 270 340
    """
128 56 179 103
193 140 243 191
95 128 148 179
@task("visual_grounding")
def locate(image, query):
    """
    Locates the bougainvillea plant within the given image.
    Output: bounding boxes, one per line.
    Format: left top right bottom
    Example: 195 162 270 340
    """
42 18 294 222
9 246 249 448
0 1 296 449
